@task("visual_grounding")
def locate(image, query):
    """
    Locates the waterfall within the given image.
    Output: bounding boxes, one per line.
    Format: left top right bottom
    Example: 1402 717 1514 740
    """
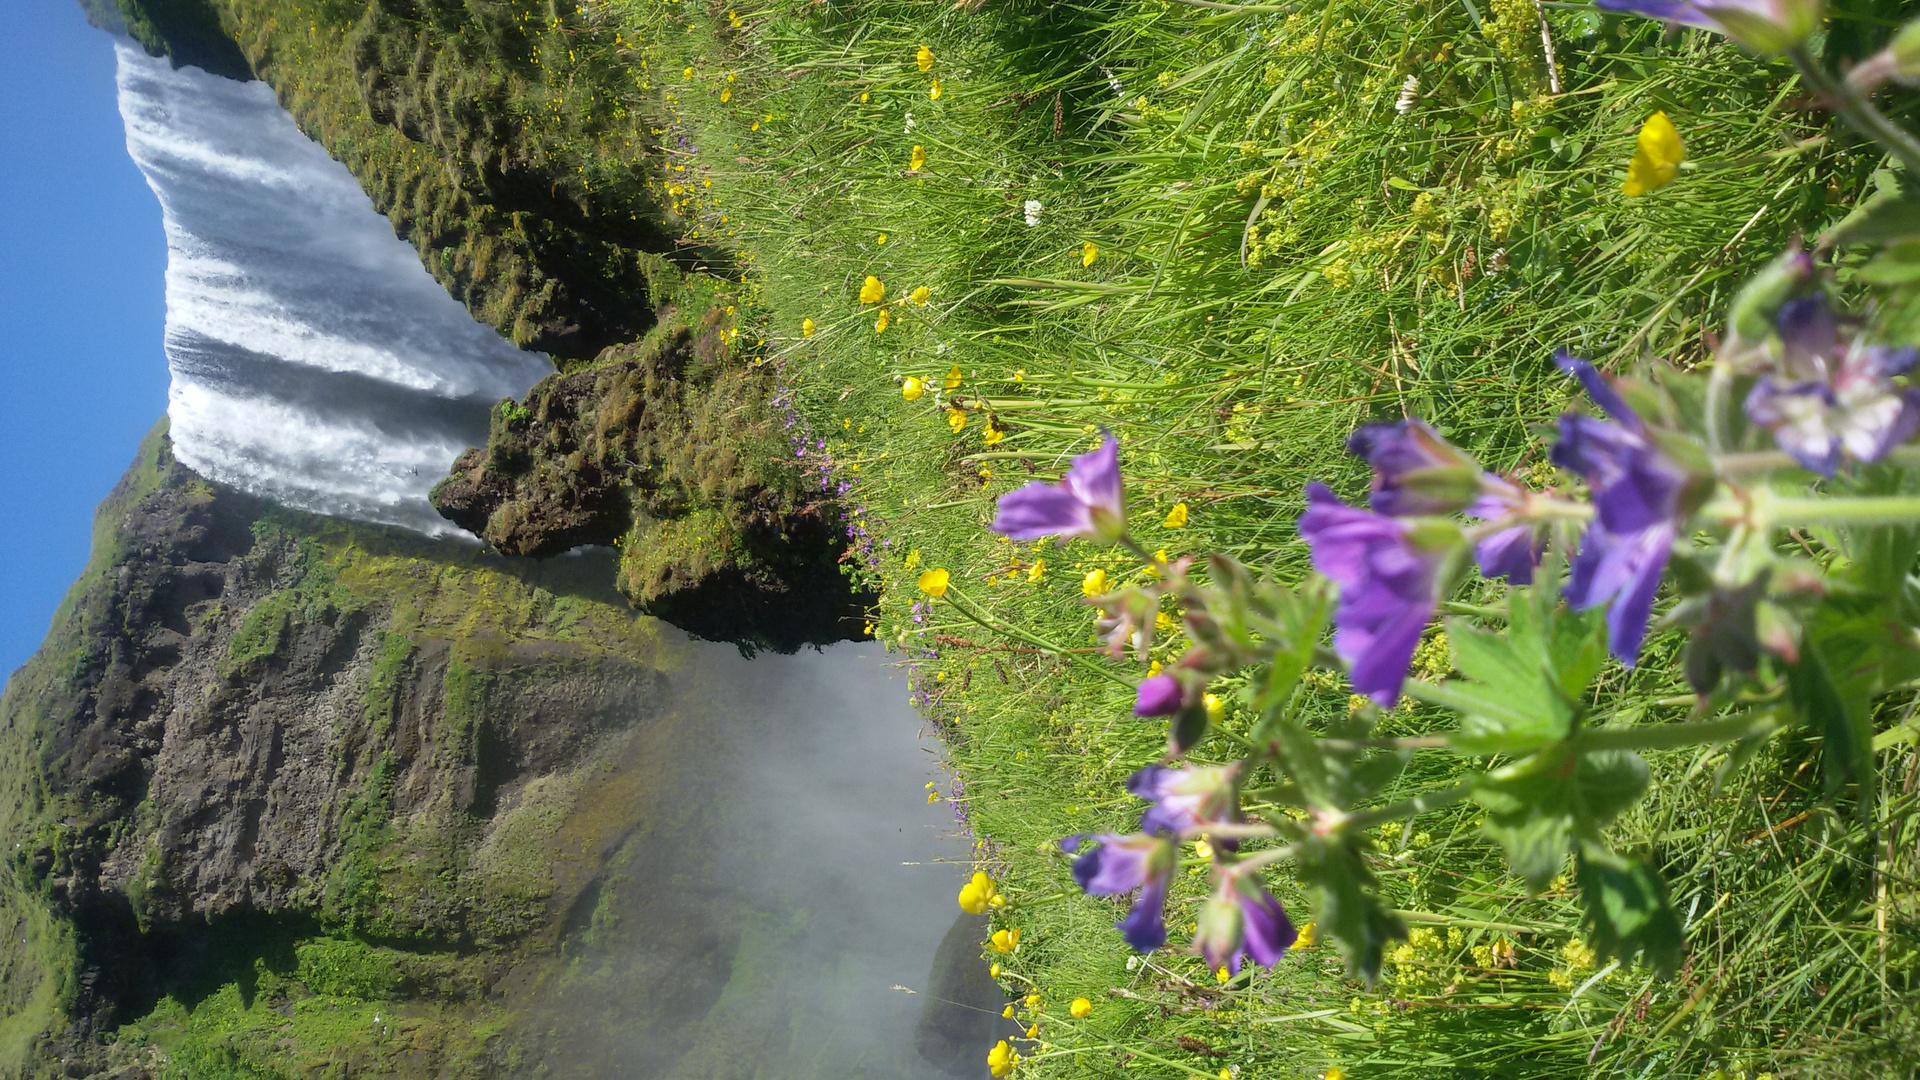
114 42 551 536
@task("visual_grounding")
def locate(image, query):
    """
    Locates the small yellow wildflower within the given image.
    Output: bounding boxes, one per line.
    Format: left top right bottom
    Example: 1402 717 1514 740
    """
989 962 1002 978
1012 369 1026 382
1293 921 1317 949
902 376 926 400
801 318 816 337
983 420 1005 445
987 1040 1017 1078
875 309 891 333
1163 502 1189 528
944 364 964 391
917 44 935 71
1220 1072 1233 1080
1082 241 1099 267
1082 568 1110 596
729 8 742 26
877 232 889 245
1204 692 1224 726
720 87 732 103
911 285 932 305
860 275 885 303
1024 994 1041 1009
1215 966 1231 984
1069 997 1092 1018
1325 1070 1346 1080
1027 560 1045 582
958 872 999 911
930 79 943 100
919 568 951 598
947 407 967 432
1147 659 1163 676
1193 838 1214 860
905 549 921 569
927 791 940 804
911 144 927 172
1001 1004 1015 1018
1024 1024 1038 1039
1623 111 1684 196
860 91 870 103
682 66 693 78
989 927 1020 953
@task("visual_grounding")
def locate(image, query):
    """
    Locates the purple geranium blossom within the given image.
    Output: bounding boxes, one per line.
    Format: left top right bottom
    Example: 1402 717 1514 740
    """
1346 419 1484 516
1129 764 1238 837
1743 294 1920 475
1467 477 1547 584
1133 673 1184 717
1593 0 1820 52
991 435 1124 542
1062 832 1178 952
1193 866 1297 975
1551 353 1691 665
1297 483 1449 706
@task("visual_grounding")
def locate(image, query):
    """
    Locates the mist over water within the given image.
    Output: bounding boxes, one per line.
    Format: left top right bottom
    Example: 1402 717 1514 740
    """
516 641 1006 1079
113 42 550 534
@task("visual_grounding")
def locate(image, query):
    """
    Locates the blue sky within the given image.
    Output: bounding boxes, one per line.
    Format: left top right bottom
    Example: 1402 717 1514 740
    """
0 4 170 675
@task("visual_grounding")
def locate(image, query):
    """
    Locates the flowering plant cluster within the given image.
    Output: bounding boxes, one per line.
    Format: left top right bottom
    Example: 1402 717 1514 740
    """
921 1 1920 984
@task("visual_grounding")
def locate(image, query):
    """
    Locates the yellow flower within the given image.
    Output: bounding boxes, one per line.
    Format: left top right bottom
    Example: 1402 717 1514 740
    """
1027 560 1045 582
1082 241 1099 267
983 419 1005 445
987 1040 1017 1078
1001 1004 1015 1018
910 285 932 305
927 790 940 803
1220 1072 1233 1080
1147 659 1162 676
877 232 889 245
682 66 694 78
904 548 922 569
930 79 943 100
1193 838 1214 860
956 864 998 907
1623 111 1684 196
801 318 816 337
919 568 951 598
1293 921 1317 949
1024 1024 1038 1039
1069 997 1092 1018
944 364 964 391
860 275 885 303
947 407 967 432
911 144 927 171
1163 502 1189 528
989 962 1002 978
1325 1069 1346 1080
875 309 891 333
1204 692 1224 726
989 927 1020 953
903 376 926 400
1082 568 1110 596
1215 966 1231 984
1024 993 1041 1009
917 44 935 72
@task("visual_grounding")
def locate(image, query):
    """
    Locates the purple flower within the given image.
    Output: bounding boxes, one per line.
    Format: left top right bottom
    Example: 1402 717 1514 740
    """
1743 295 1920 475
1346 419 1484 516
991 436 1124 542
1128 765 1238 837
1551 353 1692 665
1467 478 1546 584
1297 483 1449 706
1133 673 1184 717
1593 0 1820 52
1193 866 1296 975
1062 833 1177 952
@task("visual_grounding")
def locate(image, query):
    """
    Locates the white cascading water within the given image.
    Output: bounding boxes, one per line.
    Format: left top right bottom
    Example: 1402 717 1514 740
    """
114 42 552 535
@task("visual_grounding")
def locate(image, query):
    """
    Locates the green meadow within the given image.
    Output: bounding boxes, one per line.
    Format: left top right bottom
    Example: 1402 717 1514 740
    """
582 0 1920 1075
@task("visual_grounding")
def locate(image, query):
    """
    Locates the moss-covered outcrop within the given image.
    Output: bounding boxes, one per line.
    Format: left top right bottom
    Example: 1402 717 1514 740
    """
0 424 726 1075
432 305 870 652
114 0 695 359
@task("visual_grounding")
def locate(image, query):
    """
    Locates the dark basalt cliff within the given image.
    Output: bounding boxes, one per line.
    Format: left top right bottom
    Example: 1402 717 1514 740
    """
0 427 717 1075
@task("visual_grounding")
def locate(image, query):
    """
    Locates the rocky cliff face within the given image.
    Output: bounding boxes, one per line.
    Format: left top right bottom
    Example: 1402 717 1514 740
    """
0 426 707 1075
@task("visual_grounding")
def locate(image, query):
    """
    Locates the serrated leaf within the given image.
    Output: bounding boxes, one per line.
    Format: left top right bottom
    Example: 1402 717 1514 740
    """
1425 581 1603 756
1296 832 1406 985
1473 745 1649 892
1787 632 1874 802
1574 840 1684 974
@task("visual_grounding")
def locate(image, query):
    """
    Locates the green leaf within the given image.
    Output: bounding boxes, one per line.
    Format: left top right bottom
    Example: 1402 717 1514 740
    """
1473 745 1649 892
1786 632 1874 802
1296 832 1406 985
1574 839 1684 974
1424 575 1605 756
1825 191 1920 249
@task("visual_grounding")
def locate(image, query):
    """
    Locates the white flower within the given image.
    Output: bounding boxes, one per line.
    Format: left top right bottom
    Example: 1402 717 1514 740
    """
1023 199 1044 227
1395 75 1419 116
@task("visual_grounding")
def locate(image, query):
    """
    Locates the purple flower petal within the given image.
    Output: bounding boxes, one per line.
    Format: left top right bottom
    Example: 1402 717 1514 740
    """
1555 351 1641 431
1474 523 1543 585
1133 673 1185 717
1130 765 1237 837
1066 833 1176 953
1346 419 1480 516
990 435 1125 541
1298 483 1444 706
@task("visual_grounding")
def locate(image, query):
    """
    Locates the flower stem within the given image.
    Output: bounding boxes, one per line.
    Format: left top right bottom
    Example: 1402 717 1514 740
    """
1336 780 1476 833
1763 494 1920 527
943 588 1137 687
1716 445 1920 477
1791 46 1920 176
1571 710 1786 753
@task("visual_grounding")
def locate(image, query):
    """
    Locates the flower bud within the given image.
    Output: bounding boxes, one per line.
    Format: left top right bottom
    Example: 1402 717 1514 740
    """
1725 247 1813 356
